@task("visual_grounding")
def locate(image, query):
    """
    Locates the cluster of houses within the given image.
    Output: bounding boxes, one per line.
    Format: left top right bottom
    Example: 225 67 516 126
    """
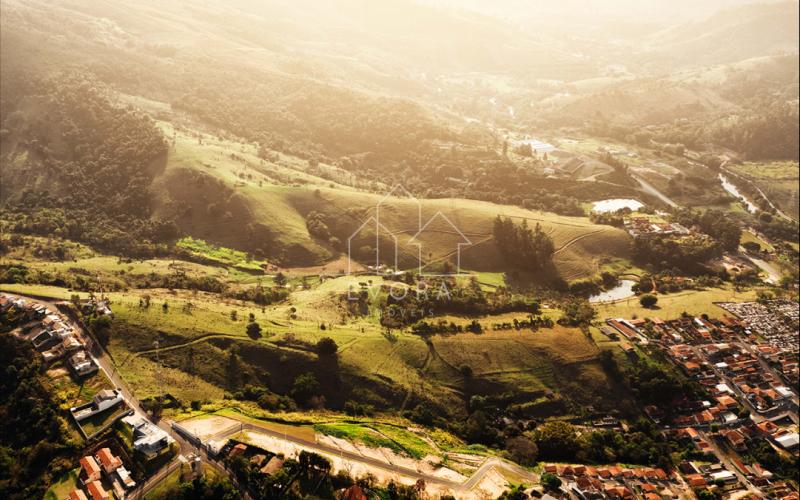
678 460 797 499
623 218 691 238
605 310 799 497
228 442 286 476
541 463 684 500
0 293 99 377
718 301 799 388
70 447 135 500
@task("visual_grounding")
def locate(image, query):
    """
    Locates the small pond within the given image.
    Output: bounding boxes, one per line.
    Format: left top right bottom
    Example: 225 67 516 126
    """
589 279 636 303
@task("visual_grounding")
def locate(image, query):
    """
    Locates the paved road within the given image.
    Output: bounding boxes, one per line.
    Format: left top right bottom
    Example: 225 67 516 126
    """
633 174 678 208
178 418 538 492
738 248 781 284
697 429 760 494
7 292 537 496
2 293 223 498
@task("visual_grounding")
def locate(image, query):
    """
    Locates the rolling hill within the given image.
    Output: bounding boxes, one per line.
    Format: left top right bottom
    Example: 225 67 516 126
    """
149 117 632 277
641 0 799 70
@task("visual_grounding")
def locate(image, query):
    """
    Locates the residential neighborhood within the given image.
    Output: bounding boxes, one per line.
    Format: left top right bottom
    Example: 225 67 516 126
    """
605 301 799 499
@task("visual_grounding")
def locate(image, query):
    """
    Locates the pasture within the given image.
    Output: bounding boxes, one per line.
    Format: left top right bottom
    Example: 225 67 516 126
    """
147 118 634 280
595 285 759 320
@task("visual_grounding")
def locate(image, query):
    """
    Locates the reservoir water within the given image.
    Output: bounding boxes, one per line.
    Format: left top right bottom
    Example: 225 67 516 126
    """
591 199 644 213
589 279 636 303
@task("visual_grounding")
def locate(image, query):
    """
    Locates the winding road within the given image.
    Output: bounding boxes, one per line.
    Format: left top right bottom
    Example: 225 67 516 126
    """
6 292 538 497
172 417 538 493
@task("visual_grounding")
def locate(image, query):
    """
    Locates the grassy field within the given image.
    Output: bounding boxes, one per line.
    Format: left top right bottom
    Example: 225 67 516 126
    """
43 468 80 500
1 235 273 287
176 236 268 271
314 422 429 458
2 273 765 421
0 272 724 420
727 161 799 219
46 364 115 411
429 323 608 394
145 118 633 279
728 161 799 180
0 283 88 300
143 468 182 499
741 230 775 253
595 285 759 320
78 405 128 437
759 179 799 219
140 464 226 499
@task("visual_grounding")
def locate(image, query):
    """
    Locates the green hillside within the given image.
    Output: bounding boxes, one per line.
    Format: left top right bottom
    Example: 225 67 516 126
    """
148 118 632 277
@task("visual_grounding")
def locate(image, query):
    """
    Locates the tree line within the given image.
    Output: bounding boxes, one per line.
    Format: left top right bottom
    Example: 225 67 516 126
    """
493 217 555 271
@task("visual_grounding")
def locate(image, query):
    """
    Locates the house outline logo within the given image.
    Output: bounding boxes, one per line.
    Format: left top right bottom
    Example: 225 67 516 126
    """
347 216 398 275
346 184 472 276
408 211 472 276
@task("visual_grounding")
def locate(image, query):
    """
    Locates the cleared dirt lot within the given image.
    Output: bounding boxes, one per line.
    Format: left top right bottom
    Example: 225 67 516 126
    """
177 415 241 441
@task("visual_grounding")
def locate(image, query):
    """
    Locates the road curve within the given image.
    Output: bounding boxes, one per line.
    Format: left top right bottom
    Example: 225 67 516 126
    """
175 417 538 492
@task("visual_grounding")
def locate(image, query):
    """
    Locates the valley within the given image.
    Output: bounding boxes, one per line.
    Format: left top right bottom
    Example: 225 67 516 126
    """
0 1 798 499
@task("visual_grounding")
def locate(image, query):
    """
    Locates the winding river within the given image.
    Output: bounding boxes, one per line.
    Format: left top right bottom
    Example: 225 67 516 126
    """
719 174 758 214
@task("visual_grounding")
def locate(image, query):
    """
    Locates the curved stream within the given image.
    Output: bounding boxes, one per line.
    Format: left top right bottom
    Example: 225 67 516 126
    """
719 174 758 213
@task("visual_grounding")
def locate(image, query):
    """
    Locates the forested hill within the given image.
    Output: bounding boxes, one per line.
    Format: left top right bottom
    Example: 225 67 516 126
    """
0 0 472 166
0 72 173 255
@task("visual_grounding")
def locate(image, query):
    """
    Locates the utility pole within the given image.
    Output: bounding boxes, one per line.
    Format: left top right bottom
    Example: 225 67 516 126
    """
153 339 163 401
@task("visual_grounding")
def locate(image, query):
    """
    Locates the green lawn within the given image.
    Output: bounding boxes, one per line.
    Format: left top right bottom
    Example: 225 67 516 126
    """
43 468 80 500
741 230 774 253
728 161 799 180
595 285 759 320
176 236 268 271
46 365 115 411
144 468 182 500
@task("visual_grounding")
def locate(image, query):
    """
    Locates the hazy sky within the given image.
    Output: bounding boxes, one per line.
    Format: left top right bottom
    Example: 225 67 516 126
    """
427 0 770 26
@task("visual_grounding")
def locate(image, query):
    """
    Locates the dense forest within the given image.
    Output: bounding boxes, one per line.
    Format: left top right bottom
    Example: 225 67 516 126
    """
0 72 173 256
0 335 78 499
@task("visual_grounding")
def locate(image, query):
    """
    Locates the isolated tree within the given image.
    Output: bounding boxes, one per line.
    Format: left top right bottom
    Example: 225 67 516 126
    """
225 351 242 390
742 241 761 253
246 321 262 339
639 294 658 308
316 337 338 357
541 472 562 491
505 436 539 466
